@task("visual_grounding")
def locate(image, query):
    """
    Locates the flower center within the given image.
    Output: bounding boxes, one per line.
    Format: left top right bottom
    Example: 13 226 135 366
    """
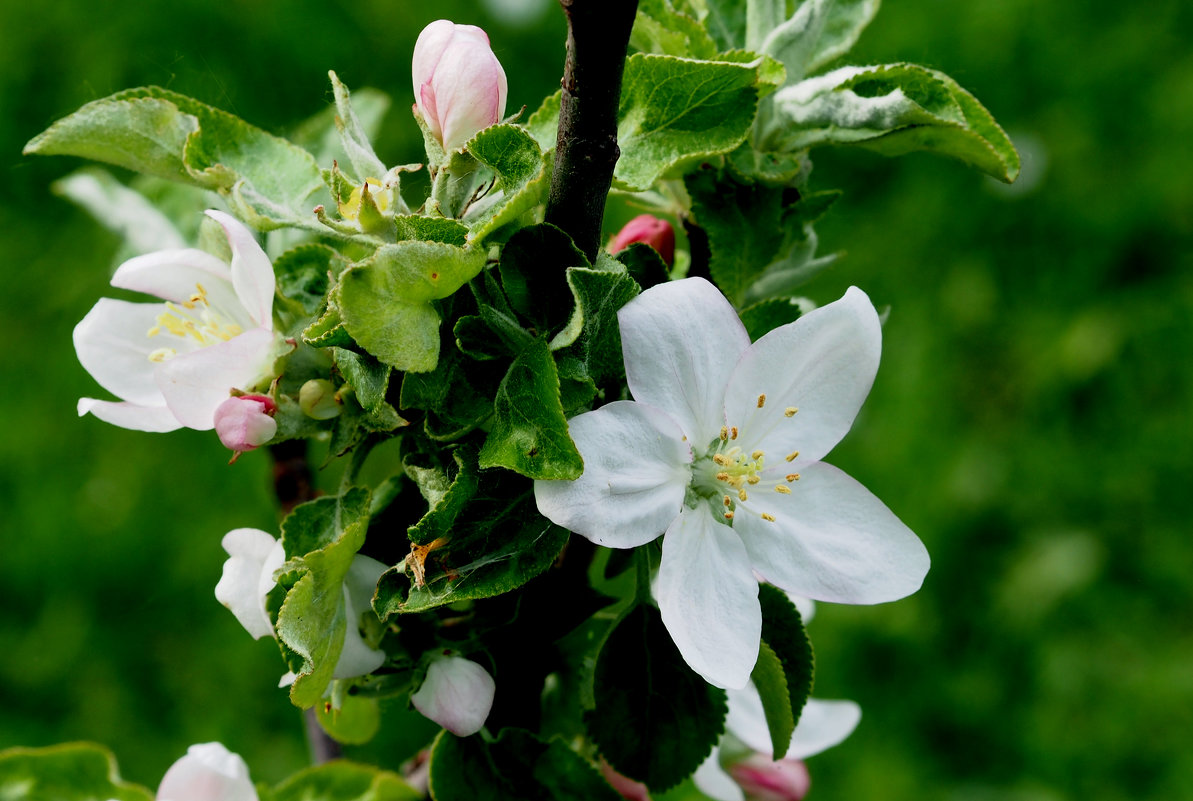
145 283 244 362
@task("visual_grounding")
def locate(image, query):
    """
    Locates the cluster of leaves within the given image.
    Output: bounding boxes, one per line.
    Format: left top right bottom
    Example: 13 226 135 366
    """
15 0 1016 798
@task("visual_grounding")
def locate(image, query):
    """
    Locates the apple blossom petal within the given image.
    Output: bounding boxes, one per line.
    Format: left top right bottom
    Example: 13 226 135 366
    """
788 592 816 623
729 755 811 801
693 747 746 801
215 529 278 641
156 742 257 801
411 656 496 737
534 400 691 548
726 683 775 753
736 462 929 604
437 40 507 151
619 278 751 446
74 298 181 406
205 210 275 330
413 20 458 119
214 396 277 452
333 555 388 679
788 699 861 760
658 507 761 689
155 327 279 429
77 398 183 432
724 286 881 464
110 248 246 329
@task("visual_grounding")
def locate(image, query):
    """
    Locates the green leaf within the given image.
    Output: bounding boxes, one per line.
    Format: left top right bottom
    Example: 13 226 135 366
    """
374 472 568 616
398 333 500 441
0 743 152 801
551 257 642 386
757 584 814 736
758 0 881 86
739 297 804 340
290 83 390 174
497 223 589 328
751 640 795 759
303 299 356 349
272 761 421 801
699 0 746 51
524 91 562 152
276 487 374 708
26 86 330 230
428 729 621 801
632 0 719 59
614 242 670 290
393 215 469 246
274 244 343 317
586 603 728 791
615 54 761 191
315 694 382 746
405 449 480 546
767 63 1020 182
466 124 552 244
479 337 583 480
334 348 391 413
338 241 487 372
329 70 389 184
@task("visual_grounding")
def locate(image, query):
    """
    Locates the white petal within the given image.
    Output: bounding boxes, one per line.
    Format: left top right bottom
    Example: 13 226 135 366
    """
736 462 929 604
692 746 745 801
726 682 774 753
657 507 761 689
156 742 257 801
214 530 279 641
618 278 750 446
155 328 279 430
411 656 496 737
788 591 816 623
725 286 881 464
205 210 275 330
110 248 247 330
74 298 176 406
534 401 691 548
77 398 183 432
333 555 388 680
789 698 861 760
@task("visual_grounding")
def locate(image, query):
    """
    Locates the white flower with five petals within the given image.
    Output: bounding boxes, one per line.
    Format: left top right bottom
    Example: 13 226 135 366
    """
534 278 929 689
74 210 283 433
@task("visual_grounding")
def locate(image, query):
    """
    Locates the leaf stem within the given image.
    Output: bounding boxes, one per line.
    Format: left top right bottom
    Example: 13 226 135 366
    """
543 0 640 262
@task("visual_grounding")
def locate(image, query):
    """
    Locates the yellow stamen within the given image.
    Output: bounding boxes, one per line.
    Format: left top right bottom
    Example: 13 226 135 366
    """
784 407 798 417
757 393 767 408
713 453 730 466
730 426 738 440
720 426 728 441
148 347 176 363
761 513 776 522
738 489 748 502
724 511 735 520
723 495 732 507
786 451 800 462
716 472 731 482
786 474 800 482
775 485 791 494
751 450 764 460
146 326 161 337
747 475 761 485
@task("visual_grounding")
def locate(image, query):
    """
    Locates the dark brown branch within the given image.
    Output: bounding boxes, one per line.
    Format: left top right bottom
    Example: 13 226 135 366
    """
543 0 640 262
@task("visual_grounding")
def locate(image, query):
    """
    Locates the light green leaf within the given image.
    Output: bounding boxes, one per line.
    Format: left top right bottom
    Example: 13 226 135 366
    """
0 743 152 801
393 215 468 245
329 70 389 184
524 91 562 152
759 0 880 86
274 244 343 318
303 298 356 349
615 54 761 190
699 0 746 51
747 0 787 50
479 337 583 480
315 694 382 746
272 761 421 801
767 63 1020 182
466 124 551 244
290 84 390 173
632 0 718 59
334 348 390 413
405 449 480 546
751 640 795 759
52 168 187 259
810 0 882 75
338 241 487 372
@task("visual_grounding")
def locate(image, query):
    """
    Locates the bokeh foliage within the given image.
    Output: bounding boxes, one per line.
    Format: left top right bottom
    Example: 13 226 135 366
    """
2 0 1191 798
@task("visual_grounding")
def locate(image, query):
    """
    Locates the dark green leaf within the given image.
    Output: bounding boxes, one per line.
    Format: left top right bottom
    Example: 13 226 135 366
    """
739 297 804 340
272 760 420 801
275 244 342 317
399 340 498 441
552 257 641 386
334 348 391 412
405 449 480 547
614 242 670 290
757 584 814 736
497 223 588 328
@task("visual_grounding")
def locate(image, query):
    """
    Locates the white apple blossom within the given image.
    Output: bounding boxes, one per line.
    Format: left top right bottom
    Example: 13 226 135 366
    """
214 528 387 680
156 742 257 801
410 653 497 737
534 278 929 689
74 210 284 433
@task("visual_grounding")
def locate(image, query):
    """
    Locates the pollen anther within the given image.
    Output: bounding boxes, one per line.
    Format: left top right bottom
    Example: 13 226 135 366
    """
785 474 799 482
775 485 791 494
761 513 776 522
713 453 730 466
720 426 728 441
724 511 735 520
785 451 800 462
730 427 738 440
723 495 732 507
756 393 767 408
738 489 748 502
784 407 798 417
751 450 764 460
747 475 761 485
716 472 731 482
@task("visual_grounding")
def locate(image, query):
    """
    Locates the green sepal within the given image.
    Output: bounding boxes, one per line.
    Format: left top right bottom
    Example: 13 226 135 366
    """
0 743 152 801
478 337 584 480
585 602 728 791
427 729 622 801
739 297 805 341
271 760 421 801
328 70 389 186
466 124 552 244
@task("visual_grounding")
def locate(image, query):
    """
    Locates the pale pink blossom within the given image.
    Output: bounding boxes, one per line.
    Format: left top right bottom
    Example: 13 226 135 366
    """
413 20 508 152
610 214 676 266
213 395 277 453
156 742 257 801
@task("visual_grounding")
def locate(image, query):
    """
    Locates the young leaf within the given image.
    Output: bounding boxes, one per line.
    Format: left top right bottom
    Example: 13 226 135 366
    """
0 743 152 801
466 124 552 244
274 243 343 317
751 640 795 759
757 584 814 738
739 296 805 341
52 168 187 260
272 761 421 801
586 603 728 791
524 91 563 152
405 449 480 546
334 348 391 413
393 215 469 246
550 256 642 386
632 0 719 59
700 0 747 51
329 70 389 185
615 54 761 191
478 337 584 480
759 0 881 86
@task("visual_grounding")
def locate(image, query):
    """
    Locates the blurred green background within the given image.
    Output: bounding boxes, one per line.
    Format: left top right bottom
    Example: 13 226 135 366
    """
2 0 1190 798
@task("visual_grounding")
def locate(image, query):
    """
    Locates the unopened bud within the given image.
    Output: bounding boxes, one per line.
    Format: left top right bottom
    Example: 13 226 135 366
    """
609 214 676 266
599 759 651 801
410 654 496 737
728 756 811 801
214 395 277 454
412 20 508 152
299 379 341 420
156 742 258 801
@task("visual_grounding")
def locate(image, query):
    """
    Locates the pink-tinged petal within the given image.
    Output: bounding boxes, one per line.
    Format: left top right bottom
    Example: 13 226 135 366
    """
412 20 459 106
333 555 388 679
658 507 761 689
725 286 881 464
155 327 279 430
74 298 178 406
535 401 691 548
418 84 443 141
788 699 861 760
610 214 676 266
214 396 277 452
205 210 275 330
411 656 496 737
736 462 929 604
619 278 751 446
436 40 508 150
156 742 258 801
728 755 811 801
77 398 183 432
215 529 279 641
693 747 745 801
726 683 775 753
599 759 652 801
110 248 245 328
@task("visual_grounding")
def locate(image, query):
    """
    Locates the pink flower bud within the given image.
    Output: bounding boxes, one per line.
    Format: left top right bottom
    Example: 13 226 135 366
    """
599 759 652 801
214 395 277 454
156 742 258 801
413 20 508 152
609 214 676 266
728 755 812 801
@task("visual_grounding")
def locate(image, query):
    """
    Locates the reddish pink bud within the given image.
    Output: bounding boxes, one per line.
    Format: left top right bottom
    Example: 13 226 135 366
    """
609 214 676 266
214 395 277 454
599 759 651 801
413 20 508 152
728 756 812 801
